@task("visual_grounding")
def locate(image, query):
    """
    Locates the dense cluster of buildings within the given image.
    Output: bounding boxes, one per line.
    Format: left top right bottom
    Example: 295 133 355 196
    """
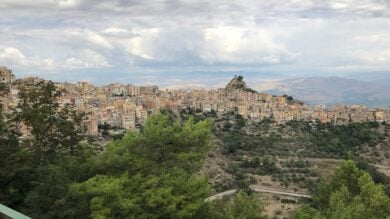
1 67 389 136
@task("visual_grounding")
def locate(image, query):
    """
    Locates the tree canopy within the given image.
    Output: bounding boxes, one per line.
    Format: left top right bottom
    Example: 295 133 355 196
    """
0 81 239 218
294 160 390 219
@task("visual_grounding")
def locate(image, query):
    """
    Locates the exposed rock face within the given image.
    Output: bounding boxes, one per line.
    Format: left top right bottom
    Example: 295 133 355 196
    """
225 75 257 93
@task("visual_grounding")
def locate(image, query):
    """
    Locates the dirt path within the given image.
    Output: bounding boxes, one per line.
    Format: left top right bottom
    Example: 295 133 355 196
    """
205 189 237 201
250 185 311 198
206 186 311 201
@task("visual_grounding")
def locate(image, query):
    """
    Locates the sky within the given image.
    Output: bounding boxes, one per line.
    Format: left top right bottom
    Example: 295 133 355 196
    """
0 0 390 88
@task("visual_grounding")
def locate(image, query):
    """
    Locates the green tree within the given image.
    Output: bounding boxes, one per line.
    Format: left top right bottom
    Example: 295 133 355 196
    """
203 190 265 219
0 94 28 208
68 170 210 219
14 81 85 162
63 113 214 218
304 160 390 219
229 191 265 219
0 81 92 218
325 172 390 219
132 114 212 172
292 205 319 219
312 160 365 210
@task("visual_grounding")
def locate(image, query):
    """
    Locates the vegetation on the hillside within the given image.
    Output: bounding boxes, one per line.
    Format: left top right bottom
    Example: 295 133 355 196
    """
61 113 214 218
180 108 390 196
200 191 266 219
0 82 265 218
1 82 389 218
293 160 390 219
215 114 388 159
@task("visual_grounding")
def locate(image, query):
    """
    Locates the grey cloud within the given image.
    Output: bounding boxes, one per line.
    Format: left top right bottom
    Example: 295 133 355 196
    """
0 0 390 83
2 0 390 18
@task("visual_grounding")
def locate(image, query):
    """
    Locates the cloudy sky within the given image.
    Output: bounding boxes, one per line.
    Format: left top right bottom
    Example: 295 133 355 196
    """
0 0 390 87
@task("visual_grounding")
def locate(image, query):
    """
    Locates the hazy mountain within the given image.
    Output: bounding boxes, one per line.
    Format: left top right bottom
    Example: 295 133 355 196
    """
258 77 390 107
343 72 390 87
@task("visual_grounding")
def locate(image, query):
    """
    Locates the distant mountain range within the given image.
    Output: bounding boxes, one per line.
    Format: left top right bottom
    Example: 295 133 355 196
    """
345 72 390 87
257 77 390 107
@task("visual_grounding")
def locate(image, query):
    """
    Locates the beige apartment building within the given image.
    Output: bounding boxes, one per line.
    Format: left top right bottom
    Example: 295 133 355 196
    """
0 66 15 84
2 67 389 136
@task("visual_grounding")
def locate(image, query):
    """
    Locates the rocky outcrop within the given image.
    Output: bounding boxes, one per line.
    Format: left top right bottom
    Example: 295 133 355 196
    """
225 75 257 93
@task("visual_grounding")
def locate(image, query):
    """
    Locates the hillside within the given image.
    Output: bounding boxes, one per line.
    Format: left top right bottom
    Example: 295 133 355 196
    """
258 77 390 107
182 109 390 218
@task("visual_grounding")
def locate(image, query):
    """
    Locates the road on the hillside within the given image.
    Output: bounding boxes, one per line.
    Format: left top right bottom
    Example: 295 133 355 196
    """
205 186 311 201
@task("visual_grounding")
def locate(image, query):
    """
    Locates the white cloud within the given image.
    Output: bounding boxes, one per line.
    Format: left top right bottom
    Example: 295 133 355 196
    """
112 26 297 65
353 34 390 44
126 36 155 60
200 26 297 64
0 0 88 10
0 47 26 62
64 49 110 69
102 27 129 36
0 0 390 82
83 30 113 49
0 47 110 71
58 0 82 8
352 49 390 65
118 28 161 61
0 47 55 70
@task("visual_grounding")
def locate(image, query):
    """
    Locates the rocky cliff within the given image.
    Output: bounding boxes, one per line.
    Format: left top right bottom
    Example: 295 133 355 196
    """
225 76 257 93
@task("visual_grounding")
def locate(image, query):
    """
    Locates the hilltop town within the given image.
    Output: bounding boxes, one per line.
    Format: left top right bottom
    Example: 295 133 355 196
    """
2 67 390 218
1 67 389 137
